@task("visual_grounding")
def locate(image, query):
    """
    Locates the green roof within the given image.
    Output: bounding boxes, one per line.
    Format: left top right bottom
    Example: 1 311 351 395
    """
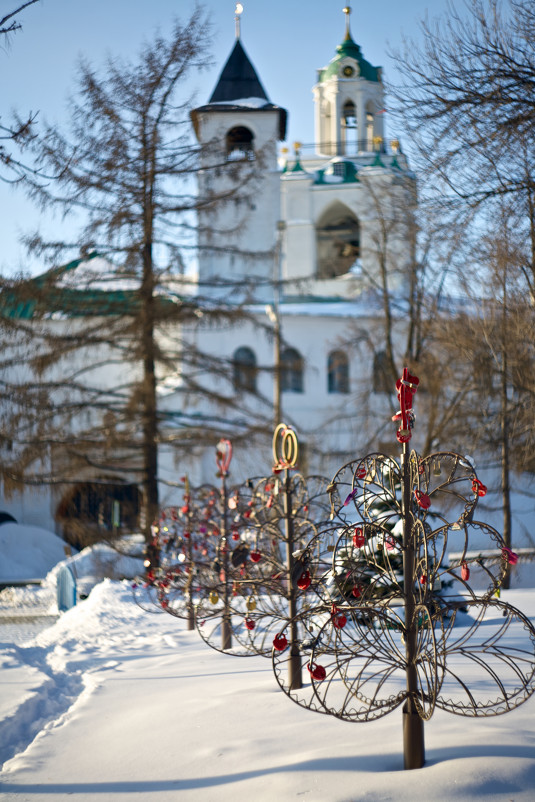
0 253 182 320
319 33 381 84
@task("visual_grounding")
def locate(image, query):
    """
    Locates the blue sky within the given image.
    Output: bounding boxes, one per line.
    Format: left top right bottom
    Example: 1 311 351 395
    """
1 0 449 275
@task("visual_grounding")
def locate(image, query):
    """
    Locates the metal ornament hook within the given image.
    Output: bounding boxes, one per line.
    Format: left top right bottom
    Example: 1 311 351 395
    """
272 423 298 470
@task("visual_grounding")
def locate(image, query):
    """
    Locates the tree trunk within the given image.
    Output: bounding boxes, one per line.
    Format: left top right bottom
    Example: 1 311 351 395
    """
500 342 512 589
141 240 159 540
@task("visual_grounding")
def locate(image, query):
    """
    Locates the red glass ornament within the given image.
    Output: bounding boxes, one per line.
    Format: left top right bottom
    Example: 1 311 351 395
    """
351 586 361 598
297 570 311 590
245 618 255 630
353 527 365 548
502 547 518 565
472 479 487 497
414 490 431 509
307 662 326 681
250 552 262 563
273 633 288 651
461 561 470 581
333 614 347 629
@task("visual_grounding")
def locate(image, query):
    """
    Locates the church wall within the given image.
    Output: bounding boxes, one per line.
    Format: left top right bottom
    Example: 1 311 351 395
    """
180 306 408 481
282 167 414 293
195 109 282 298
0 483 55 533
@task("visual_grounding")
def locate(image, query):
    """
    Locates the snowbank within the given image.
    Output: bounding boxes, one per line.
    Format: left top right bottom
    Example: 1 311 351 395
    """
0 523 69 582
45 538 144 597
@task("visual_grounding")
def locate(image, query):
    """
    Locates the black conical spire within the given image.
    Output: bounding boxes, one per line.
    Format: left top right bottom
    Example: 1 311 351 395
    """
209 39 269 103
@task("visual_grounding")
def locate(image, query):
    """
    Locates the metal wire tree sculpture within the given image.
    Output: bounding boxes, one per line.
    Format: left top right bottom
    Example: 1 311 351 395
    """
273 368 535 769
196 424 333 680
132 441 234 629
151 478 225 629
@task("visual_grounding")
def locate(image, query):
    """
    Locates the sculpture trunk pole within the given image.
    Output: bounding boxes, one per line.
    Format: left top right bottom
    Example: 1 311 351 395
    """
221 474 232 651
401 440 425 769
186 518 195 631
284 467 302 690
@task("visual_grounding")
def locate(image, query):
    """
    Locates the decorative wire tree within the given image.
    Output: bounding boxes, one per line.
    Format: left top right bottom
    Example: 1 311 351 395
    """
132 441 234 635
151 477 224 630
195 424 333 686
273 368 535 769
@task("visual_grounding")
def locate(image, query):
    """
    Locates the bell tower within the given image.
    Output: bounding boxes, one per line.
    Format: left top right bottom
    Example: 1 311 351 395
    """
313 5 385 156
190 4 287 301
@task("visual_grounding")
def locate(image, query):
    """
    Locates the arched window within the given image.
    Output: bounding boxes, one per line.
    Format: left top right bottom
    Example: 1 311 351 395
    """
341 100 357 154
226 126 254 161
316 203 360 278
373 350 392 394
328 350 349 394
233 346 257 392
281 347 304 393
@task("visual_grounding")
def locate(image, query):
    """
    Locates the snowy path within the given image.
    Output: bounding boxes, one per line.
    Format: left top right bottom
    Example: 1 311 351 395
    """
0 581 534 801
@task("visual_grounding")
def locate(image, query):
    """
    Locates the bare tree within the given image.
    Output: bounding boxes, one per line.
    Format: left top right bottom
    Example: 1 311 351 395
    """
391 1 535 205
384 0 535 578
1 1 39 36
0 1 40 179
0 10 275 542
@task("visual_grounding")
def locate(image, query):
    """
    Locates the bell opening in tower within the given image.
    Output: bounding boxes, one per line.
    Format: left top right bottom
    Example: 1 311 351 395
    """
342 100 357 155
226 126 255 161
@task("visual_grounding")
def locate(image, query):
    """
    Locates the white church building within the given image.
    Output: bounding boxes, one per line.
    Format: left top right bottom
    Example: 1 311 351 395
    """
174 5 416 486
1 7 417 534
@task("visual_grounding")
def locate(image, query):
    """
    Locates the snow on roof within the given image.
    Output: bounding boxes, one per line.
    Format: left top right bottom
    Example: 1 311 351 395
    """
207 97 274 109
55 257 140 292
250 292 384 318
52 256 197 298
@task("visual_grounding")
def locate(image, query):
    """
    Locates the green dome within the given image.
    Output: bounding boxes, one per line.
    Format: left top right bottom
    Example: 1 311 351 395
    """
319 34 381 83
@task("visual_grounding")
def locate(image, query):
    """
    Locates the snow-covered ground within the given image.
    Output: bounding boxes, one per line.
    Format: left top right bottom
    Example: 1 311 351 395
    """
0 526 534 801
